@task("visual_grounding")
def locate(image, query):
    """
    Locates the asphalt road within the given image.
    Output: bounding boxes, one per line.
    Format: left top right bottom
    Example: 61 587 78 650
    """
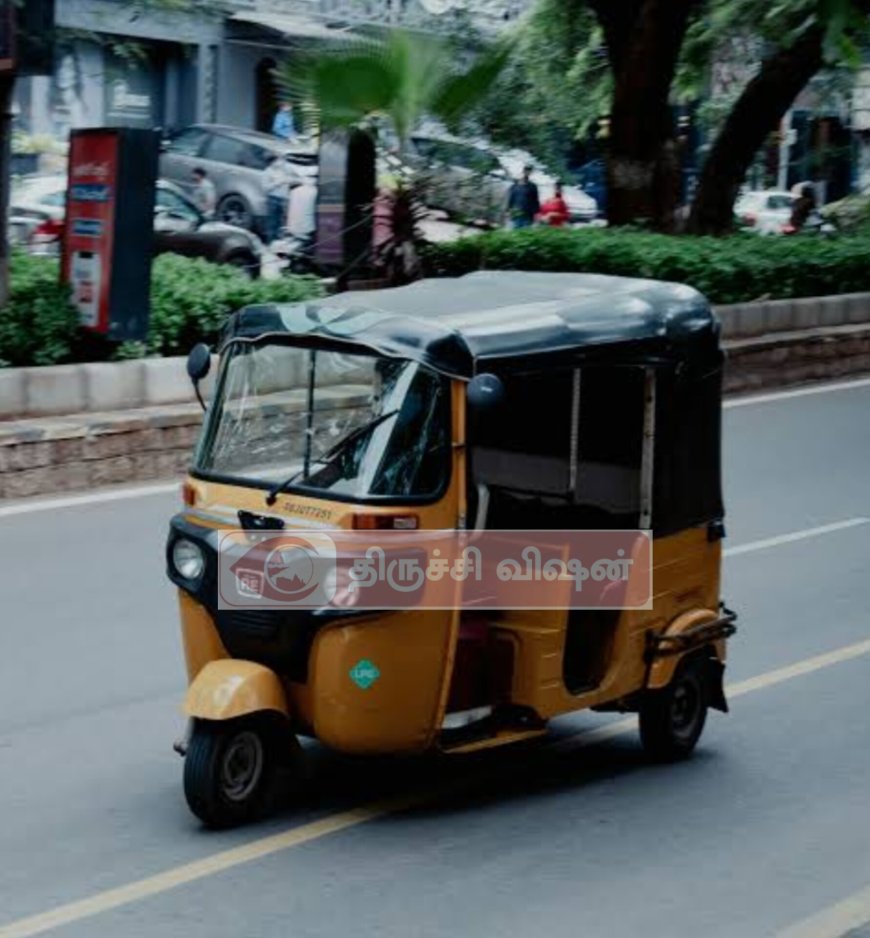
1 379 869 938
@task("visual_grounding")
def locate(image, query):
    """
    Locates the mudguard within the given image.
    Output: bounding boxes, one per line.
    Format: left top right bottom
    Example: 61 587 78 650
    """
183 660 289 721
646 608 729 694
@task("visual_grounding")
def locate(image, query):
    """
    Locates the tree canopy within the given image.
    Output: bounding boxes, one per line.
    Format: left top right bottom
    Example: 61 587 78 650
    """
475 0 870 231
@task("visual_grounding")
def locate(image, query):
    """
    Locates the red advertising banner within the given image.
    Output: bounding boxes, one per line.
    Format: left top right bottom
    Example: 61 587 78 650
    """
62 132 120 334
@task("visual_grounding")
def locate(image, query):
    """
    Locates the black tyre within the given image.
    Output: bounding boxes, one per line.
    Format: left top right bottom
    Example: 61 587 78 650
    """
217 194 254 230
224 252 260 279
639 657 709 762
184 717 285 828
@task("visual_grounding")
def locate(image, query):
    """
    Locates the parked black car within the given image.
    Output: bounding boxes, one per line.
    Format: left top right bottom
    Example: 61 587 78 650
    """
10 175 264 277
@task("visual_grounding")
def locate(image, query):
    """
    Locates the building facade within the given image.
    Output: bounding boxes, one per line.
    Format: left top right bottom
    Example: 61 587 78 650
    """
14 0 528 147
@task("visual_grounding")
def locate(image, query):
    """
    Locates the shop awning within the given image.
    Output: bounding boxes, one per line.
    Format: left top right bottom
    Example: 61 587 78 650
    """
229 11 360 43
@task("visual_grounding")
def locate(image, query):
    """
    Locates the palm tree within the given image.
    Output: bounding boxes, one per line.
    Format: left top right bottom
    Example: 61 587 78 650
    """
279 29 513 281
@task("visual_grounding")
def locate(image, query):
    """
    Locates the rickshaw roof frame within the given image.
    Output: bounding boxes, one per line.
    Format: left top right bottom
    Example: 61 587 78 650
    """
221 271 720 379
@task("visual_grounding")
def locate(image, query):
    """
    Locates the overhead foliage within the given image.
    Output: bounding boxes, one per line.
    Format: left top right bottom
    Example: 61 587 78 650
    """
279 29 514 148
474 0 870 231
478 0 869 163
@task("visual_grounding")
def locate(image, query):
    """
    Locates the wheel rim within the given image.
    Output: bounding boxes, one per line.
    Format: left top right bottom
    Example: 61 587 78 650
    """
220 731 264 802
669 680 701 741
221 199 251 228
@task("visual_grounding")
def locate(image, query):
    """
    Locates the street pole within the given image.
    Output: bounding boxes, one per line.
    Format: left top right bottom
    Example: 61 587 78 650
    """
777 109 793 191
0 69 14 308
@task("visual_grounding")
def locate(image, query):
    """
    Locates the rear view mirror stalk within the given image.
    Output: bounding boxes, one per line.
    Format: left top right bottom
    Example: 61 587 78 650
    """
186 343 212 412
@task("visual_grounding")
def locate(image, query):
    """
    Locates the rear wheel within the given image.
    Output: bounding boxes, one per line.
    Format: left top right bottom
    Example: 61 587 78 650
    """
639 657 708 762
184 717 291 828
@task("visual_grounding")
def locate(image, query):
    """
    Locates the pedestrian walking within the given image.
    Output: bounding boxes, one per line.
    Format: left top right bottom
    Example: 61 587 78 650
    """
264 155 291 242
790 183 817 233
506 165 540 229
191 167 216 219
272 102 297 140
536 180 570 227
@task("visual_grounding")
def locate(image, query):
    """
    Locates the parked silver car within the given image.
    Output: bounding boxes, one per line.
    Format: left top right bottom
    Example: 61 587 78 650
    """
159 124 317 235
386 133 598 226
403 134 510 226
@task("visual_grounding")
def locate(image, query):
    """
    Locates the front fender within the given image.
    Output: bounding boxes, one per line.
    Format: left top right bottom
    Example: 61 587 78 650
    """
183 660 289 721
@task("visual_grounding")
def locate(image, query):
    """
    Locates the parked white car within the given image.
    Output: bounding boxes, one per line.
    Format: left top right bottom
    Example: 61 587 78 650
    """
734 190 796 235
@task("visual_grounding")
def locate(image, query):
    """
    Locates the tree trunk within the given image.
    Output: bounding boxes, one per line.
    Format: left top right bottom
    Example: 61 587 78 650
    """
687 26 825 235
600 0 700 231
0 72 15 308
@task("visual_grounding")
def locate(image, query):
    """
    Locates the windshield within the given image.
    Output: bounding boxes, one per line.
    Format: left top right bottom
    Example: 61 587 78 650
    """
194 342 451 501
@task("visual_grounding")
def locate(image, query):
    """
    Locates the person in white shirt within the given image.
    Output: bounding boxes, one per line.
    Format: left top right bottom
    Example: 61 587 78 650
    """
287 174 318 241
191 168 217 219
264 156 292 242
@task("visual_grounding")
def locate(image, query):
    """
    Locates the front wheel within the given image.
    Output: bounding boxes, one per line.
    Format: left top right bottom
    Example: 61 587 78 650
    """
184 717 287 828
639 657 709 762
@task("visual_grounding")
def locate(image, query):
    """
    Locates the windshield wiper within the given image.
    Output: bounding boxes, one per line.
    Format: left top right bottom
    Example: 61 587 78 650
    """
264 409 400 505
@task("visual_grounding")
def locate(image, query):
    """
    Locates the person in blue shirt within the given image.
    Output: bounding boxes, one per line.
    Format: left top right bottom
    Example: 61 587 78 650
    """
272 102 297 140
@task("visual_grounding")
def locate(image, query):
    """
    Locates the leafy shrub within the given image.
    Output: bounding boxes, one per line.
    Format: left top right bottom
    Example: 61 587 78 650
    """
0 253 325 367
0 253 80 367
147 255 324 357
422 227 870 305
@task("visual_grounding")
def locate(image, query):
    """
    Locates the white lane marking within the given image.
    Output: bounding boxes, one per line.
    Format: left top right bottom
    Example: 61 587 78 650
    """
3 636 870 938
724 376 870 408
775 881 870 938
724 519 870 557
0 483 179 518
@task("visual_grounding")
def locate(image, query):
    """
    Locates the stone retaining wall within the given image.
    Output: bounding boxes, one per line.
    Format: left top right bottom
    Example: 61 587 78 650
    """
2 322 869 499
0 405 201 499
2 291 869 421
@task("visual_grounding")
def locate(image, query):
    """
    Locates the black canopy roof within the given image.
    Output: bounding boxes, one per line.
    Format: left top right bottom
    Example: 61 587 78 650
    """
223 271 719 378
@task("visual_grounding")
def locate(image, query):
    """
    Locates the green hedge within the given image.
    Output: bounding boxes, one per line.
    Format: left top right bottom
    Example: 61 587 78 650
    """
0 253 80 367
422 228 870 305
148 254 323 357
0 253 324 367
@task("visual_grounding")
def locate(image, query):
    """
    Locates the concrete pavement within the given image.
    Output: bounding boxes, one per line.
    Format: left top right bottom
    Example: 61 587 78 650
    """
0 379 869 938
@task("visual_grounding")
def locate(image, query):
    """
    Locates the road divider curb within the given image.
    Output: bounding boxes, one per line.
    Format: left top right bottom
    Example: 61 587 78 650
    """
2 327 870 500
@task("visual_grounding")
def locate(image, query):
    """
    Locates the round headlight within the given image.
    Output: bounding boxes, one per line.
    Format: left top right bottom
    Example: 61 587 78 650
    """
172 538 205 582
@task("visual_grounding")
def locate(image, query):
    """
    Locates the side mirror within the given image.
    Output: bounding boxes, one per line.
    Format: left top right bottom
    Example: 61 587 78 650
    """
467 373 505 412
187 343 211 410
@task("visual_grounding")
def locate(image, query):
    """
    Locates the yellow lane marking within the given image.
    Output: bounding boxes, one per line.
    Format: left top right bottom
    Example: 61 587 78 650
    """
775 882 870 938
727 638 870 699
548 637 870 754
0 800 423 938
3 637 870 938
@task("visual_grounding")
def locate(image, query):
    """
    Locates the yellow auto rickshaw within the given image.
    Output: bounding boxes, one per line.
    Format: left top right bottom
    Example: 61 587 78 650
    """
167 271 737 827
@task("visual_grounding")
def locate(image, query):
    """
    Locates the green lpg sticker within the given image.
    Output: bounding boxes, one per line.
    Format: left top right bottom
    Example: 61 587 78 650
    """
349 659 381 690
